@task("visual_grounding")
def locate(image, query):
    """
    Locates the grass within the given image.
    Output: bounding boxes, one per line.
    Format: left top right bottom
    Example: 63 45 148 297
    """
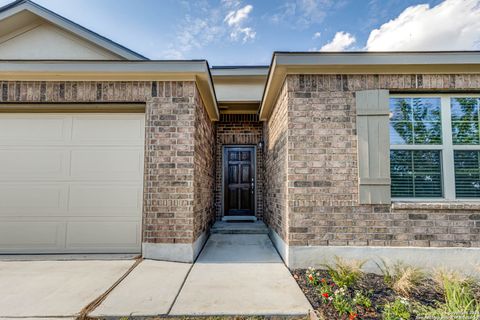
415 270 480 318
322 256 366 288
376 259 425 297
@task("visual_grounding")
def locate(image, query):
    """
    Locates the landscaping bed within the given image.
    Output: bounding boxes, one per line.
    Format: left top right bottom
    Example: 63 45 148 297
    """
292 258 480 320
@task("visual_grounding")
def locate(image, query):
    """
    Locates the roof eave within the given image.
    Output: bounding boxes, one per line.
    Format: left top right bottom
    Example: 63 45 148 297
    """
0 60 219 120
259 51 480 121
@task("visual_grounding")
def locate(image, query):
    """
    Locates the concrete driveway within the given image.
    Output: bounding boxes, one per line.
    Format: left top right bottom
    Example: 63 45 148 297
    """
0 259 137 318
0 258 191 319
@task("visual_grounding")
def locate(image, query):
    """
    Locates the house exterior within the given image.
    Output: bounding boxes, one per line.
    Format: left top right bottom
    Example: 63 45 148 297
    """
1 0 479 270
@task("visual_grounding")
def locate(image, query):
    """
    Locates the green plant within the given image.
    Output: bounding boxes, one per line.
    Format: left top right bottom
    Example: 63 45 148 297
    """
331 286 355 316
383 298 411 320
416 271 480 318
376 259 424 297
317 277 334 302
322 256 366 288
305 267 320 286
353 290 372 309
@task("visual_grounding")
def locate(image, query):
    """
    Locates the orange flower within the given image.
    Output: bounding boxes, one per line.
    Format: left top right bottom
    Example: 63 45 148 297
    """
308 274 314 281
322 292 329 298
349 312 358 320
321 278 326 283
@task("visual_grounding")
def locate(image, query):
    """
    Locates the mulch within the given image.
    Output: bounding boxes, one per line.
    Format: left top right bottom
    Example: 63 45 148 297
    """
291 269 444 320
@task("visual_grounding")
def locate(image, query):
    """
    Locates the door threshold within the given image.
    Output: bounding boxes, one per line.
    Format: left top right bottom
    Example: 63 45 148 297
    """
222 216 257 222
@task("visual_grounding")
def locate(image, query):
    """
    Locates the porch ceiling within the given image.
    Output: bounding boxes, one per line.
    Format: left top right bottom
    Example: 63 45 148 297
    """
211 66 268 114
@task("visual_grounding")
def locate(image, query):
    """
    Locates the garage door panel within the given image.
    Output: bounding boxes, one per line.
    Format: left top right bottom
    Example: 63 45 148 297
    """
68 185 142 216
0 116 69 145
0 221 65 251
0 112 144 254
70 148 143 180
71 116 144 145
0 149 68 180
0 184 67 216
66 221 140 251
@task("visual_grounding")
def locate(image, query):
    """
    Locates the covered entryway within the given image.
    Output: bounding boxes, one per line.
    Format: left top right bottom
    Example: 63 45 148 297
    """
0 112 145 254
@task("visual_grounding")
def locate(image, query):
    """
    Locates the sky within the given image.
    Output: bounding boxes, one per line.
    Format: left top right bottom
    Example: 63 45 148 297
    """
1 0 480 65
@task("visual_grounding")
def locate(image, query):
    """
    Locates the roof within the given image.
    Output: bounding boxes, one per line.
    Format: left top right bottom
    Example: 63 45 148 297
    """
210 66 269 77
259 51 480 120
0 0 147 60
0 59 219 120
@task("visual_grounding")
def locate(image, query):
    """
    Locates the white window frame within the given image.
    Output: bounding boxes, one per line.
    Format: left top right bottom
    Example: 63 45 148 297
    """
390 93 480 202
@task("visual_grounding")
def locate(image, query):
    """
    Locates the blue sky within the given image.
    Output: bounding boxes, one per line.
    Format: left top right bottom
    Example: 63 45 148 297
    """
1 0 479 65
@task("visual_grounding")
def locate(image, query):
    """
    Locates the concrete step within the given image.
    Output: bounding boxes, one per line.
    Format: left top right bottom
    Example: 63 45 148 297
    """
211 221 269 234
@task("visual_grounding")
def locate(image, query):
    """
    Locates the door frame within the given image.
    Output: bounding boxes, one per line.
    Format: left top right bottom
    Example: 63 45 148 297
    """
221 144 257 217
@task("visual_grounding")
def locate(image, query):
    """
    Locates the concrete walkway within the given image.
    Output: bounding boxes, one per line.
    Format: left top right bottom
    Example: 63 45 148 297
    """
0 232 311 318
170 234 312 316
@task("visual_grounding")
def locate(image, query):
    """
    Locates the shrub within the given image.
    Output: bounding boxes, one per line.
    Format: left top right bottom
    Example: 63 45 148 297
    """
416 271 480 318
383 298 411 320
376 260 424 297
353 290 372 309
322 256 366 288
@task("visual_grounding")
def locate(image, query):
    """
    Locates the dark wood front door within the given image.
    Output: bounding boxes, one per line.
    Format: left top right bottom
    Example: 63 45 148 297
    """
223 146 255 216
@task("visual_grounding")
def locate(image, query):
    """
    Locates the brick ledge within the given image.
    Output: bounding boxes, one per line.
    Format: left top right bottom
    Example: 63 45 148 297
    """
392 201 480 211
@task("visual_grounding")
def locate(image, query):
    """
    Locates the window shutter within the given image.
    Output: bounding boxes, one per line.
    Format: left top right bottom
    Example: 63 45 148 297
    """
356 90 391 204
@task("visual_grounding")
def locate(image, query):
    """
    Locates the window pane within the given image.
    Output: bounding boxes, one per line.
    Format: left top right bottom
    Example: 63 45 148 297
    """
454 151 480 197
390 122 413 144
412 98 441 122
451 98 480 145
390 150 442 198
390 98 441 145
413 121 442 144
390 98 412 121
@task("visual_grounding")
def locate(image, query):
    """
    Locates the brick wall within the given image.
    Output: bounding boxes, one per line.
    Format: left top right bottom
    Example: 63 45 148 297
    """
215 114 264 219
0 80 215 245
264 83 289 240
265 74 480 248
193 89 216 239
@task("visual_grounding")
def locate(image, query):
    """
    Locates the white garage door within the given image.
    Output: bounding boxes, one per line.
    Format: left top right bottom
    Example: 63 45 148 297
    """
0 113 145 254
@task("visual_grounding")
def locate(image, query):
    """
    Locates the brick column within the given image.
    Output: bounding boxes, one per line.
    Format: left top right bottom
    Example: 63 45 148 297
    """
142 82 215 262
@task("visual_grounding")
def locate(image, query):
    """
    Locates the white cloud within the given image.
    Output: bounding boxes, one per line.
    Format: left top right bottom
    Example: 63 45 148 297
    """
320 31 356 51
163 12 225 59
163 1 255 58
221 0 242 8
230 27 256 42
224 4 256 42
224 4 253 26
366 0 480 51
313 31 321 39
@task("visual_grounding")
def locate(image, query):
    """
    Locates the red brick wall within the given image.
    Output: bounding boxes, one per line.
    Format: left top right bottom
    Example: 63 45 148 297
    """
215 114 264 219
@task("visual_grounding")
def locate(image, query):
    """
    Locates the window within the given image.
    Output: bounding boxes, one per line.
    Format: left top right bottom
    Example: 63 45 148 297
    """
389 96 480 200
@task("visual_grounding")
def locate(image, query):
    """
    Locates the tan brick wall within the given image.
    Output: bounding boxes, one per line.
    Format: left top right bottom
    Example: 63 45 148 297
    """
0 80 215 245
194 89 216 239
215 114 264 219
264 74 480 248
264 83 289 240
